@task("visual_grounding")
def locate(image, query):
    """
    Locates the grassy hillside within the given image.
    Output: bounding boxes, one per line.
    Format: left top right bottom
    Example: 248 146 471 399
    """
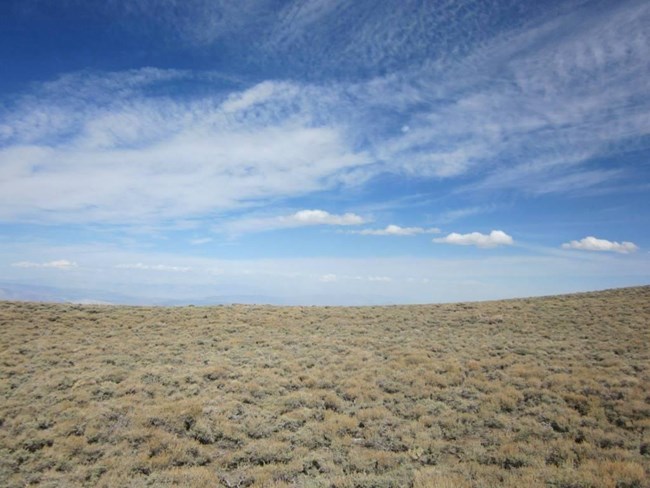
1 287 649 487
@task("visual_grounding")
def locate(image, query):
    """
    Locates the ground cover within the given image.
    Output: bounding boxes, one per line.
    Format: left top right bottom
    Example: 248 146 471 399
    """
1 286 648 487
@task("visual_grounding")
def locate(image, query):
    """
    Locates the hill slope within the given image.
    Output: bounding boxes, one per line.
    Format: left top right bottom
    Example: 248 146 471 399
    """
1 286 649 487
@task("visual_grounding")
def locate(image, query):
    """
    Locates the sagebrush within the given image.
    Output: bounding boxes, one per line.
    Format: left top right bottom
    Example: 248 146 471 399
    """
1 287 648 487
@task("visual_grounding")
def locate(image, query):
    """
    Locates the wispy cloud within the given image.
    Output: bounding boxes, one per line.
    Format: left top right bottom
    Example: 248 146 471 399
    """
264 0 553 78
433 230 514 248
0 74 369 223
436 206 495 224
351 225 439 236
115 263 191 272
367 276 391 282
368 0 650 193
288 210 365 226
562 236 638 254
221 81 298 113
189 237 213 245
1 0 648 228
224 209 366 234
60 0 280 48
0 0 647 308
11 259 77 269
318 273 392 283
4 242 648 304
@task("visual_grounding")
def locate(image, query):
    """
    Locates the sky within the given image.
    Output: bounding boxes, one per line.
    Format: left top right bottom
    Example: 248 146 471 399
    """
0 0 648 305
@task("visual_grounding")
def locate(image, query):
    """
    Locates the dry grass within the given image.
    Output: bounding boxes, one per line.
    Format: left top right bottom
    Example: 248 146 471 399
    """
0 286 649 487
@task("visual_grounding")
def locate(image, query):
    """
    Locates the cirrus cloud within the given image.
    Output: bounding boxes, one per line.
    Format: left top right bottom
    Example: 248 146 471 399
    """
433 230 514 248
224 209 366 234
290 210 364 226
189 237 213 245
0 72 370 225
352 224 440 236
319 273 338 283
11 259 78 269
562 236 638 254
115 263 191 272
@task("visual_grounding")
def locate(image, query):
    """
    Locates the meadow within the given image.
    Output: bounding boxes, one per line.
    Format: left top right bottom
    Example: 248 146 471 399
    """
0 286 648 487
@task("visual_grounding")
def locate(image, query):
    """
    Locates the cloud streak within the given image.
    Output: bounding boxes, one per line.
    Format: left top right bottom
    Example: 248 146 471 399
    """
0 0 648 228
3 242 648 304
224 209 366 234
115 263 192 272
11 259 77 269
433 230 514 248
189 237 213 245
352 225 439 236
0 75 370 223
562 237 638 254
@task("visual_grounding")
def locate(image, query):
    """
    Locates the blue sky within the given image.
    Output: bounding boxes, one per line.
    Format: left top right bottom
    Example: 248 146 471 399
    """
0 0 648 304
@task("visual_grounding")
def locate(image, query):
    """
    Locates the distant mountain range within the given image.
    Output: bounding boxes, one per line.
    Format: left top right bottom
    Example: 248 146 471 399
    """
0 282 391 306
0 282 136 305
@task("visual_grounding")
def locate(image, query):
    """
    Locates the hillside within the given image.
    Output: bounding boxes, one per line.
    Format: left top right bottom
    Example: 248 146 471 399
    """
1 286 649 487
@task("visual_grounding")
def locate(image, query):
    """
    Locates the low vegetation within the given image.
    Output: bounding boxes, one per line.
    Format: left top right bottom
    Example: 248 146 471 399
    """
1 286 649 487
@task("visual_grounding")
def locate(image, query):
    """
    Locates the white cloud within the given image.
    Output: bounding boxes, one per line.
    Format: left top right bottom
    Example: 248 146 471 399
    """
367 276 391 282
0 117 370 223
317 273 391 284
225 209 366 234
433 230 514 248
291 210 364 225
437 206 494 224
4 243 649 305
562 236 638 254
353 224 439 236
189 237 213 245
1 1 648 226
127 1 279 46
319 273 337 282
333 274 392 282
365 0 650 193
11 261 39 268
11 259 77 270
115 263 191 272
0 73 370 224
221 81 297 113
